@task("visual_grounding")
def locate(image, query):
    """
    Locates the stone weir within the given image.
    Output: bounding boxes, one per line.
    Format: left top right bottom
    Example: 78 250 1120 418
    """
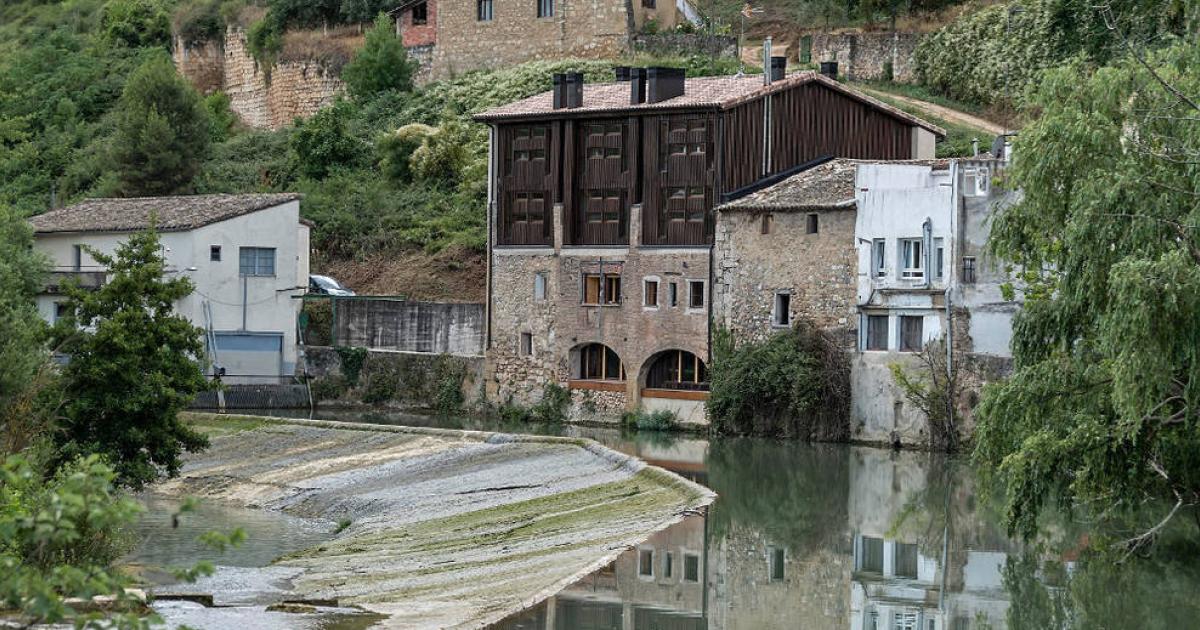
158 413 715 628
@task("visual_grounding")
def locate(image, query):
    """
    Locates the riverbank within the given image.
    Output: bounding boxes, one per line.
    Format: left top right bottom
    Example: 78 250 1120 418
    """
153 413 713 628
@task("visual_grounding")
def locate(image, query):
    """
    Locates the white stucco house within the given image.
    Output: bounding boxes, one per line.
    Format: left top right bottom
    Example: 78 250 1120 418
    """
850 157 1021 444
30 194 310 384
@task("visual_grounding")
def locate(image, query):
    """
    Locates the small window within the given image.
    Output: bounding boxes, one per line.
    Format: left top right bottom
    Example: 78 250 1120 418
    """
642 0 655 7
805 213 819 234
411 1 427 25
72 244 83 271
769 547 785 582
582 274 619 306
894 542 919 579
54 302 71 322
962 256 977 284
865 315 889 351
683 553 700 582
872 239 886 277
860 536 884 572
935 239 945 280
519 332 533 357
578 343 624 381
899 315 924 352
477 0 493 20
687 280 705 310
900 238 924 279
773 292 791 327
210 245 221 262
663 551 674 579
638 549 655 578
761 213 773 234
643 278 659 308
534 272 547 301
239 247 276 277
537 0 554 17
668 282 678 307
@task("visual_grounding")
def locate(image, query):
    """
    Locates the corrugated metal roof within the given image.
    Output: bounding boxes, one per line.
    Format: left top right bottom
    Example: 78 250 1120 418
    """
30 193 301 234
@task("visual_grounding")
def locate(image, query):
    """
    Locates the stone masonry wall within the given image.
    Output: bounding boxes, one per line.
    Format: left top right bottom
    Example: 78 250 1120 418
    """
174 27 345 129
713 207 857 345
430 0 630 79
809 31 923 83
632 33 736 58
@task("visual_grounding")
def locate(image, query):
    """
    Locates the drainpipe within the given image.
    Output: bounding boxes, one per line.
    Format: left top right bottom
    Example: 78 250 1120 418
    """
486 125 495 351
922 217 932 290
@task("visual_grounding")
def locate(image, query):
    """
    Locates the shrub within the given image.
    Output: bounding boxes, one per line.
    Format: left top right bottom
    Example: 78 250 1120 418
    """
290 100 362 178
246 16 283 66
409 116 474 185
377 123 435 184
203 91 238 142
622 409 679 432
173 0 228 45
708 321 849 439
430 355 466 414
334 346 367 386
342 13 417 100
310 374 348 401
100 0 172 48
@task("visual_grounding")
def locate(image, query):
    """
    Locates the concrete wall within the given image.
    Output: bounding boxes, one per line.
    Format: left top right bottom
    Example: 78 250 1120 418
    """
173 27 345 129
714 206 857 345
306 345 485 407
809 31 923 83
34 201 308 383
333 299 485 356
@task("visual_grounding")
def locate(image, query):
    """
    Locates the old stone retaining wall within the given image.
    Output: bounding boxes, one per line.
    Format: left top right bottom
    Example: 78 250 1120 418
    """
632 33 737 58
173 27 345 129
807 31 923 83
332 298 485 355
306 346 485 408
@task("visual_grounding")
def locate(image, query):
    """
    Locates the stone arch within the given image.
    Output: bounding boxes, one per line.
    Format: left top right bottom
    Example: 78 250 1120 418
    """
639 348 710 392
568 341 627 381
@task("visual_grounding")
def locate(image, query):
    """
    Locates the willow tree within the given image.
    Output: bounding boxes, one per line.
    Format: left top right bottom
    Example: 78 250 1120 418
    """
974 41 1200 547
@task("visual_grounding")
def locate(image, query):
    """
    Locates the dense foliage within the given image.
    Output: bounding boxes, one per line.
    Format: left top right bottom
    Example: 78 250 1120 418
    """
974 42 1200 542
915 0 1197 105
341 14 416 100
0 207 51 455
53 229 210 489
708 323 849 438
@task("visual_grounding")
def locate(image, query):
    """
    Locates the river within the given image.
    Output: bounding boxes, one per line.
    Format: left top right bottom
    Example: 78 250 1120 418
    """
134 408 1200 629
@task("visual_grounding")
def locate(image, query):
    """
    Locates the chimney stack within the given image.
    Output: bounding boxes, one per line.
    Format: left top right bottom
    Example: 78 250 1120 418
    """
552 73 566 109
647 67 686 103
819 61 838 80
614 66 632 82
565 72 584 108
770 56 787 82
630 67 647 104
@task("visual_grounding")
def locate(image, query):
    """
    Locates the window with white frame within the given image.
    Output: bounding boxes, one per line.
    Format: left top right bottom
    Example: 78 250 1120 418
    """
963 166 990 197
934 238 945 280
239 247 276 277
773 292 791 327
900 239 924 279
872 239 886 277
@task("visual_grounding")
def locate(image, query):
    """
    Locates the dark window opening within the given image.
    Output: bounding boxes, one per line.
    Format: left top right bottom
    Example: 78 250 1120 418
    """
688 280 705 309
210 245 221 262
638 549 654 577
411 1 427 24
866 315 888 351
769 548 785 582
646 350 709 391
860 536 884 572
537 0 554 17
962 256 977 284
578 343 625 381
761 213 773 234
663 551 673 578
683 553 700 582
774 292 791 327
806 213 819 234
668 282 678 307
899 316 924 352
54 302 71 322
872 239 886 277
519 332 532 357
644 279 658 307
477 0 493 20
642 0 655 7
895 542 919 579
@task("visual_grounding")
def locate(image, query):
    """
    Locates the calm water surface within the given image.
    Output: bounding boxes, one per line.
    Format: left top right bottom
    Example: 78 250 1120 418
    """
170 408 1200 629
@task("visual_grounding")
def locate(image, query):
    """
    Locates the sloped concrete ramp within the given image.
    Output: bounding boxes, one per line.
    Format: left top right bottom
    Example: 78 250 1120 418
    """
160 414 714 629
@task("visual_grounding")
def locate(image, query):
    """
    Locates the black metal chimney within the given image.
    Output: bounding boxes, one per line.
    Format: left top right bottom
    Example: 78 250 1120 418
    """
614 66 632 82
646 66 686 104
630 67 647 104
770 57 787 82
565 72 584 108
552 73 566 109
819 61 838 80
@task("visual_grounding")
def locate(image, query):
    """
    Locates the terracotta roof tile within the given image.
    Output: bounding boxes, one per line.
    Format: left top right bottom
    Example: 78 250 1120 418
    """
474 71 945 136
30 193 301 234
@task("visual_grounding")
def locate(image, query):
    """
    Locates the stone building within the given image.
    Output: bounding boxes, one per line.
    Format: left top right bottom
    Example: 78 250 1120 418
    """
712 158 862 346
475 68 944 424
850 157 1021 445
390 0 690 81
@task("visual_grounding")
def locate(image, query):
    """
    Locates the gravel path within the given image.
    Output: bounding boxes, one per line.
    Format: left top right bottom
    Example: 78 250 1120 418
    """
156 413 714 629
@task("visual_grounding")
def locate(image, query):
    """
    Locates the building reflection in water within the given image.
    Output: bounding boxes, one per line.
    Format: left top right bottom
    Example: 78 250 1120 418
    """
483 431 1196 630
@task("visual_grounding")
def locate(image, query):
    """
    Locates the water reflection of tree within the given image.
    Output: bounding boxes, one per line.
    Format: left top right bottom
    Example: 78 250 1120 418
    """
1003 534 1200 629
706 439 849 553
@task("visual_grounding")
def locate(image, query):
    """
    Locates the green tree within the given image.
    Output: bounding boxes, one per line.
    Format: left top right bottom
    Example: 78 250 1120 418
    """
0 206 51 454
290 100 361 179
53 228 209 489
100 0 173 48
974 43 1200 545
109 55 212 197
341 13 416 100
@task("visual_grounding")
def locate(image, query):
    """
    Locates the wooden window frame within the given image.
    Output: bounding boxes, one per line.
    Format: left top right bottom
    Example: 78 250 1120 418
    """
643 277 659 309
686 279 706 311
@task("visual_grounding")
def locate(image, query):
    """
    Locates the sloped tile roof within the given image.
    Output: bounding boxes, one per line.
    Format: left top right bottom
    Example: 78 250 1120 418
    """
717 158 951 212
30 194 302 234
474 71 946 136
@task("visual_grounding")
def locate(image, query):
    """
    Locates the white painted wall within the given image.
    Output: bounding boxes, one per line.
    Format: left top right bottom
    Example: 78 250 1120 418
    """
34 200 308 383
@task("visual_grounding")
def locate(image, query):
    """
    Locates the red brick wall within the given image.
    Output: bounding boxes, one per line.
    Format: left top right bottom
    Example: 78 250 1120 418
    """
400 0 437 47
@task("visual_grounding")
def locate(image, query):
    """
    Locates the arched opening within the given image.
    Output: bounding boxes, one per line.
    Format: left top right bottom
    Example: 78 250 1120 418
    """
644 349 709 391
575 343 626 381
